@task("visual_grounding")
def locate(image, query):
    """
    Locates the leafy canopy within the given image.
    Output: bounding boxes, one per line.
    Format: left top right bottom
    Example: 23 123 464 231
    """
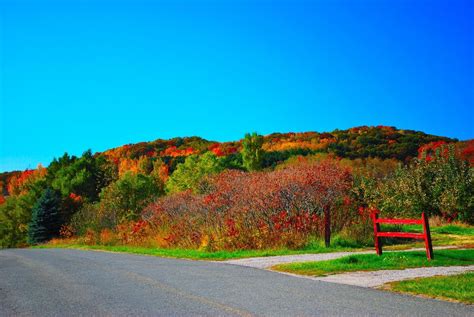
165 152 223 194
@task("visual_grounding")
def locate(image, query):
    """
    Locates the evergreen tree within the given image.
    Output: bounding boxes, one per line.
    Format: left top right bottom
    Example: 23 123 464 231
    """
28 188 62 244
242 132 264 171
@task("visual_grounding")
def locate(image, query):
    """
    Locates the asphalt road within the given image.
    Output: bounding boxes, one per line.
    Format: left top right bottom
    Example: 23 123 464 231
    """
0 249 472 316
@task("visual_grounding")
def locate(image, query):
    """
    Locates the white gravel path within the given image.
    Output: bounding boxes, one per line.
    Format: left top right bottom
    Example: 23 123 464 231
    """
223 246 471 289
223 246 456 269
309 265 474 287
225 250 374 269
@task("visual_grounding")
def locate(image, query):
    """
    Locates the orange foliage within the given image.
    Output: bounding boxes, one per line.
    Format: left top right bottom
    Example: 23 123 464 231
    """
6 165 47 196
161 146 196 157
118 158 139 176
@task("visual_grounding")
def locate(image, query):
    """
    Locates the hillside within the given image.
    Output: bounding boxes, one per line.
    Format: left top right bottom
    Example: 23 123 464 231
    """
0 126 462 197
100 125 457 171
1 125 473 249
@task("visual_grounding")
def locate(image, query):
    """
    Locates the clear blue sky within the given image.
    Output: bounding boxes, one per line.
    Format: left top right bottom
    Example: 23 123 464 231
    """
0 0 473 172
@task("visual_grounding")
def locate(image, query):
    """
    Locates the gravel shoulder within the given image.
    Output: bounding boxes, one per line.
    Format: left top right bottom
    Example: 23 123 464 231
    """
222 246 456 269
223 246 473 290
279 265 474 288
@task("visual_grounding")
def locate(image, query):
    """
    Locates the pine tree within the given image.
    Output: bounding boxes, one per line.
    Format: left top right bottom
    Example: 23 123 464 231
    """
28 188 62 244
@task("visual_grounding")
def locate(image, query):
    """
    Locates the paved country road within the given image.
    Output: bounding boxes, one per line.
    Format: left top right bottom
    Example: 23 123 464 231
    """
0 249 472 316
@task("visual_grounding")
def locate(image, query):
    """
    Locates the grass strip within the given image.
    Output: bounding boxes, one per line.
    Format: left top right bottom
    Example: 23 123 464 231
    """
33 243 358 261
386 272 474 304
272 249 474 276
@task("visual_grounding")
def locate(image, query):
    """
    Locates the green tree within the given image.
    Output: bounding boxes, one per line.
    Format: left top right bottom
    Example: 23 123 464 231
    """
27 188 63 244
98 172 162 227
374 145 474 223
0 196 29 248
50 150 116 202
165 152 223 194
0 175 48 248
241 132 264 171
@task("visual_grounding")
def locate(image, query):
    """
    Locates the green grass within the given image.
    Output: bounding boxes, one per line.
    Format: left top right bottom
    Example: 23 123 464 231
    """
380 224 474 250
391 224 474 235
273 249 474 276
34 224 473 260
387 272 474 304
34 243 358 261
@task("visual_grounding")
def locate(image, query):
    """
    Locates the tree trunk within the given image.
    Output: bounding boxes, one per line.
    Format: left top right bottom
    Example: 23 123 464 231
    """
324 205 331 248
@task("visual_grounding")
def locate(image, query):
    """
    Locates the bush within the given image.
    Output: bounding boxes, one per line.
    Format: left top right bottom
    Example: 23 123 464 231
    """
144 159 353 250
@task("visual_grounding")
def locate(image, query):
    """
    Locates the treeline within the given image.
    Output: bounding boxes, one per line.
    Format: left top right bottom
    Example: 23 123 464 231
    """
0 127 473 249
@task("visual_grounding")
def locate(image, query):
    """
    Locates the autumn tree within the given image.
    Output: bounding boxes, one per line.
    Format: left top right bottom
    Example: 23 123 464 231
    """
241 132 264 171
138 156 154 175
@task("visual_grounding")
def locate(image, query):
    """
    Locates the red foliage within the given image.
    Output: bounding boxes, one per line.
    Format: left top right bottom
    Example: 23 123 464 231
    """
418 141 448 162
0 195 5 205
131 220 148 235
69 193 83 203
208 143 238 156
460 140 474 165
209 143 225 157
144 159 353 250
146 150 156 157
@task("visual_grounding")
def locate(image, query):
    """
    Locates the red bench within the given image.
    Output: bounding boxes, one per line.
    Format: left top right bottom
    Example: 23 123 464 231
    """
372 211 434 260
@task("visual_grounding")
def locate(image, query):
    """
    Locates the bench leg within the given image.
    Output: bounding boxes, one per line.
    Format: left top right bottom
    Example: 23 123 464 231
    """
422 212 434 260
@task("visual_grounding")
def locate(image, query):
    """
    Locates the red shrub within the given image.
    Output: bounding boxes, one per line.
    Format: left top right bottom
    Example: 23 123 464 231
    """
143 159 353 250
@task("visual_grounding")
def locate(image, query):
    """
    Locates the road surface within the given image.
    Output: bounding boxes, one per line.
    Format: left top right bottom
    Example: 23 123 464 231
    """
1 249 472 316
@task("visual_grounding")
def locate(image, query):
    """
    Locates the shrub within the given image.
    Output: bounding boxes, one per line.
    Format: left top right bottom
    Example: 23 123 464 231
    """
144 159 353 250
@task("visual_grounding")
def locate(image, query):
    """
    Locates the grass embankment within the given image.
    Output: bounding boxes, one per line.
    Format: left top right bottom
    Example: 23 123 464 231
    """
272 249 474 276
37 224 473 260
386 272 474 304
34 243 358 261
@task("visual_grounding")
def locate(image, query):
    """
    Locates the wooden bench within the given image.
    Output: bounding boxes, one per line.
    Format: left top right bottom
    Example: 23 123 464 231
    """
372 211 434 260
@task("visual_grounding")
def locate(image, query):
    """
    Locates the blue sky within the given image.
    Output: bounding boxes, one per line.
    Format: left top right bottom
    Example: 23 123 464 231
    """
0 0 473 172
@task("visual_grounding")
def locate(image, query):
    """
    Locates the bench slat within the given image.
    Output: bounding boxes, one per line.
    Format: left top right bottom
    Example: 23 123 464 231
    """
376 218 423 225
377 232 425 239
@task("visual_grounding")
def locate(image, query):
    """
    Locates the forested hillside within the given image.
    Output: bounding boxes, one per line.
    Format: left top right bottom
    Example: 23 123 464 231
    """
1 126 472 249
